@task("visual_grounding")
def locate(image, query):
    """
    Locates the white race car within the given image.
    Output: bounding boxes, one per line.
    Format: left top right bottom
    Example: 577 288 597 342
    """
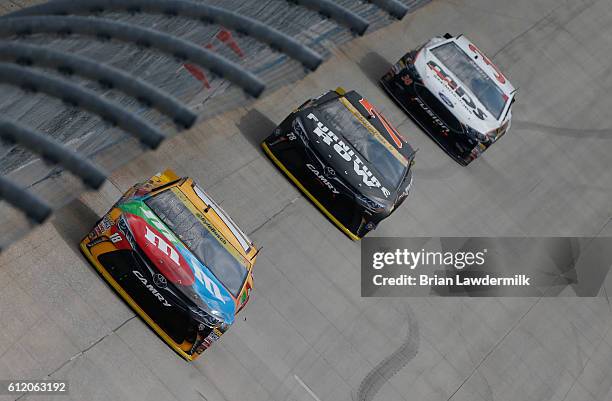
381 33 516 165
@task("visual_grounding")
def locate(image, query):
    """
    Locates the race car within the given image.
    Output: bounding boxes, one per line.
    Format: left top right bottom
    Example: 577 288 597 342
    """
262 88 416 240
80 170 256 361
380 33 516 165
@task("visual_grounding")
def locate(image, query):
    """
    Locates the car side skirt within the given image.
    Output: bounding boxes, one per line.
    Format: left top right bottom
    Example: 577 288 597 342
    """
379 78 472 166
262 142 361 241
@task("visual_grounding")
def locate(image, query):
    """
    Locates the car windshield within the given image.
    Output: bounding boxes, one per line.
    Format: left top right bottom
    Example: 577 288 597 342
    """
431 42 507 119
316 99 407 188
146 189 248 297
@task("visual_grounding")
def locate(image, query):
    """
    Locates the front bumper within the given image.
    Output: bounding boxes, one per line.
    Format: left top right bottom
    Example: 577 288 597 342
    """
80 218 225 361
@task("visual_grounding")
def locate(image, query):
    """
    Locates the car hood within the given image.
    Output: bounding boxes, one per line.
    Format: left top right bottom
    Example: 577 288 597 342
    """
118 199 236 325
415 45 504 133
298 108 401 202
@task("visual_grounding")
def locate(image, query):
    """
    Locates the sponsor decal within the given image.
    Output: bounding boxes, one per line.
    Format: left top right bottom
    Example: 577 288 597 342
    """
307 113 391 198
153 274 168 289
109 225 132 251
127 214 195 286
439 92 454 108
413 96 450 134
401 75 414 86
132 270 172 307
142 208 174 240
358 98 406 148
109 233 122 244
119 201 233 320
468 43 507 85
90 215 114 239
197 214 227 247
195 330 221 354
427 60 487 120
390 60 405 75
117 216 137 249
86 236 109 248
186 250 226 301
306 164 340 195
144 226 180 265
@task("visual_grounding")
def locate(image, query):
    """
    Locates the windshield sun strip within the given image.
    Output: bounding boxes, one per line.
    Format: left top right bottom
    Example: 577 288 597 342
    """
191 185 252 254
338 97 409 167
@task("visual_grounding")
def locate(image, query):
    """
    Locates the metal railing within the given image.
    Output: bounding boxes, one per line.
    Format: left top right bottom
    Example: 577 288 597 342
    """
368 0 409 20
0 16 266 97
0 62 167 148
0 41 197 128
5 0 325 71
0 119 107 189
286 0 369 35
0 174 52 224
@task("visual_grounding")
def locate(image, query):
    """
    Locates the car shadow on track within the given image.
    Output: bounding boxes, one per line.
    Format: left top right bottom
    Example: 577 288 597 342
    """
237 109 278 150
52 199 100 248
357 51 392 87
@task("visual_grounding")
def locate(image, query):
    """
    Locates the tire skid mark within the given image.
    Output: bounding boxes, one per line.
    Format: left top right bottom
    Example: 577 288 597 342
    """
354 304 419 401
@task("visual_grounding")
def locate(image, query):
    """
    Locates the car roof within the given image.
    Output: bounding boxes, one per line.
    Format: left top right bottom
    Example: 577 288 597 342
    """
176 180 256 264
148 171 257 266
340 90 415 161
443 35 516 95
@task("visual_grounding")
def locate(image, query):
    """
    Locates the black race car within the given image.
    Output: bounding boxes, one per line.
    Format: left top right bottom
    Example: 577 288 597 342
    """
262 88 415 240
380 34 516 165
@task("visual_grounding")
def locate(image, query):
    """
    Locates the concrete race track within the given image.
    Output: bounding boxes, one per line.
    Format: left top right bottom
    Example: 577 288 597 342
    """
1 0 612 400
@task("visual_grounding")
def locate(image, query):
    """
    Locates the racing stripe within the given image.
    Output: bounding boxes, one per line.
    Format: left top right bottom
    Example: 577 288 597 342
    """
339 97 408 166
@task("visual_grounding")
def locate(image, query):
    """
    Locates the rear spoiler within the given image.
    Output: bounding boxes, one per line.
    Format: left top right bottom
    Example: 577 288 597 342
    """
408 148 419 166
443 33 463 39
250 246 262 261
501 89 517 121
146 169 184 193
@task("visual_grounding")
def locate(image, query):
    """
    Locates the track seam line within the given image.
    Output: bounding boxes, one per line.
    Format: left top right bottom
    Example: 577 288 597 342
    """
50 315 137 375
491 2 567 59
248 196 299 236
10 315 137 400
445 298 542 401
294 375 323 401
111 331 184 401
559 316 612 401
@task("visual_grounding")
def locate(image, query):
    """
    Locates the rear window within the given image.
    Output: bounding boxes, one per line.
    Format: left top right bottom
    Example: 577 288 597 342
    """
146 190 248 297
431 42 507 119
315 100 407 188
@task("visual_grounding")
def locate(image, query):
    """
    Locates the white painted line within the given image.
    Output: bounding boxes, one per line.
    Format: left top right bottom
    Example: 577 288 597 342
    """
294 375 323 401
